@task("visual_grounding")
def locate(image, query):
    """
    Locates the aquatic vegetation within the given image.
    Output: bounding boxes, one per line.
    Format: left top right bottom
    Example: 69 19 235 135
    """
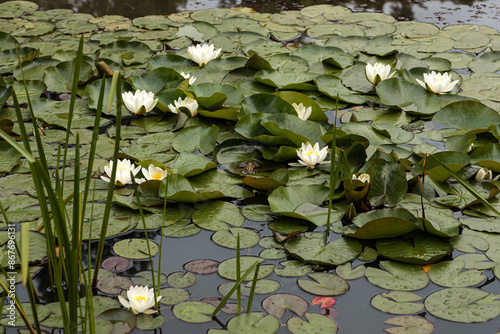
365 63 394 85
0 1 499 333
292 102 312 120
291 142 329 168
118 285 163 314
121 89 158 115
101 158 141 186
187 44 222 67
416 71 459 94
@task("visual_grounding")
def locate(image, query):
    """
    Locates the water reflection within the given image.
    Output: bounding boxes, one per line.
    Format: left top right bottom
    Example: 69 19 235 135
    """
1 0 496 25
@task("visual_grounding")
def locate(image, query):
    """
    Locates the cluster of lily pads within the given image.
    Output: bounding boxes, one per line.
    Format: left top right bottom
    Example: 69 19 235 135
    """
0 0 500 333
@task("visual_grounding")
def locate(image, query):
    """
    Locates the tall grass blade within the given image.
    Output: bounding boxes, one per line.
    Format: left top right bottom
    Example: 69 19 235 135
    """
92 71 122 288
236 234 241 314
246 263 260 313
211 261 260 317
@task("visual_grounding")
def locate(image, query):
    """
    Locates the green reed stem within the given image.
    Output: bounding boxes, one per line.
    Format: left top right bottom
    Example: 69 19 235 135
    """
236 234 241 314
211 260 261 317
326 100 339 242
246 263 260 313
92 71 122 288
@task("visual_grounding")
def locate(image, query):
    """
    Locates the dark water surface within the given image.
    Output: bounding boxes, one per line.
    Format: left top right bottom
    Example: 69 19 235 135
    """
1 0 499 30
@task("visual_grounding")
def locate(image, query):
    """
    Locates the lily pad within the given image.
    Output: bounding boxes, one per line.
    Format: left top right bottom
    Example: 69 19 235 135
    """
192 201 244 231
218 256 274 281
173 301 216 323
212 228 260 249
262 293 308 318
428 260 487 287
112 238 159 259
297 272 350 296
365 261 429 291
424 288 500 323
287 313 338 334
371 291 424 315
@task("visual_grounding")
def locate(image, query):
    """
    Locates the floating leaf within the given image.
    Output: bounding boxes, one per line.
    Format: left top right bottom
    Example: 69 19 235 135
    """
288 313 338 333
208 312 280 334
298 272 350 296
167 271 197 288
424 288 500 323
192 201 244 231
384 316 434 334
212 228 260 249
173 301 215 323
371 291 424 315
365 261 429 291
184 259 219 275
262 293 308 318
218 256 273 281
112 239 159 259
428 260 487 287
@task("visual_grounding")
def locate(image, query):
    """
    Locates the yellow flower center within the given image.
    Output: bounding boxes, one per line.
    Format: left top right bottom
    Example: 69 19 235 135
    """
305 151 317 156
151 173 164 180
134 295 147 302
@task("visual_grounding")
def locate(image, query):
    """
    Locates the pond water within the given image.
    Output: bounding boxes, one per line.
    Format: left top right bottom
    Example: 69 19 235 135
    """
1 0 500 30
1 0 500 333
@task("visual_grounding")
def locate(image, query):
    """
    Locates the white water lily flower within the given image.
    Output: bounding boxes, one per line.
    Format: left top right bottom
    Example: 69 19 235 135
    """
416 71 459 94
187 44 222 67
290 142 328 168
292 103 312 121
365 63 394 85
101 159 141 187
352 173 370 184
137 164 169 184
168 97 199 117
122 90 158 115
475 167 492 181
180 72 196 85
118 285 162 315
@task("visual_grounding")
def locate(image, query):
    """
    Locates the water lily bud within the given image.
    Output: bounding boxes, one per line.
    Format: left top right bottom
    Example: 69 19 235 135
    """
353 173 370 184
365 63 394 85
292 103 312 120
122 90 158 115
475 167 492 181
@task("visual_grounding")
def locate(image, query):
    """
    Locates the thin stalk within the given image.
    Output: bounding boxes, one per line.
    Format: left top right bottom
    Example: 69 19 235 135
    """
236 234 241 314
211 260 261 317
92 71 122 288
157 176 169 302
246 263 260 313
131 175 158 305
326 99 339 243
421 153 427 220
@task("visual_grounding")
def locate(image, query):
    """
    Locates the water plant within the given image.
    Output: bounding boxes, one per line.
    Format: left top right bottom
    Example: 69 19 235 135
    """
0 1 499 333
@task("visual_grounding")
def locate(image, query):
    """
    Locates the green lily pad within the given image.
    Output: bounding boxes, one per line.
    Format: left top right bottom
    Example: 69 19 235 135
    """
424 288 500 323
159 288 190 305
336 262 366 280
428 260 487 287
192 200 244 231
376 232 453 264
208 312 279 334
173 301 216 323
368 160 408 207
212 228 260 249
384 315 434 334
298 272 350 296
274 260 312 277
136 314 165 330
269 185 341 226
218 256 274 281
172 125 219 154
347 208 418 239
365 261 429 291
167 271 196 288
470 143 500 172
284 232 362 266
112 238 159 259
433 100 500 131
218 280 281 298
98 40 153 66
262 293 308 318
172 151 217 177
288 313 338 334
371 291 424 315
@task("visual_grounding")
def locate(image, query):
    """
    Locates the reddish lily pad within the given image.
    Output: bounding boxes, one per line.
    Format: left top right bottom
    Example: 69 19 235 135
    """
184 259 219 274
